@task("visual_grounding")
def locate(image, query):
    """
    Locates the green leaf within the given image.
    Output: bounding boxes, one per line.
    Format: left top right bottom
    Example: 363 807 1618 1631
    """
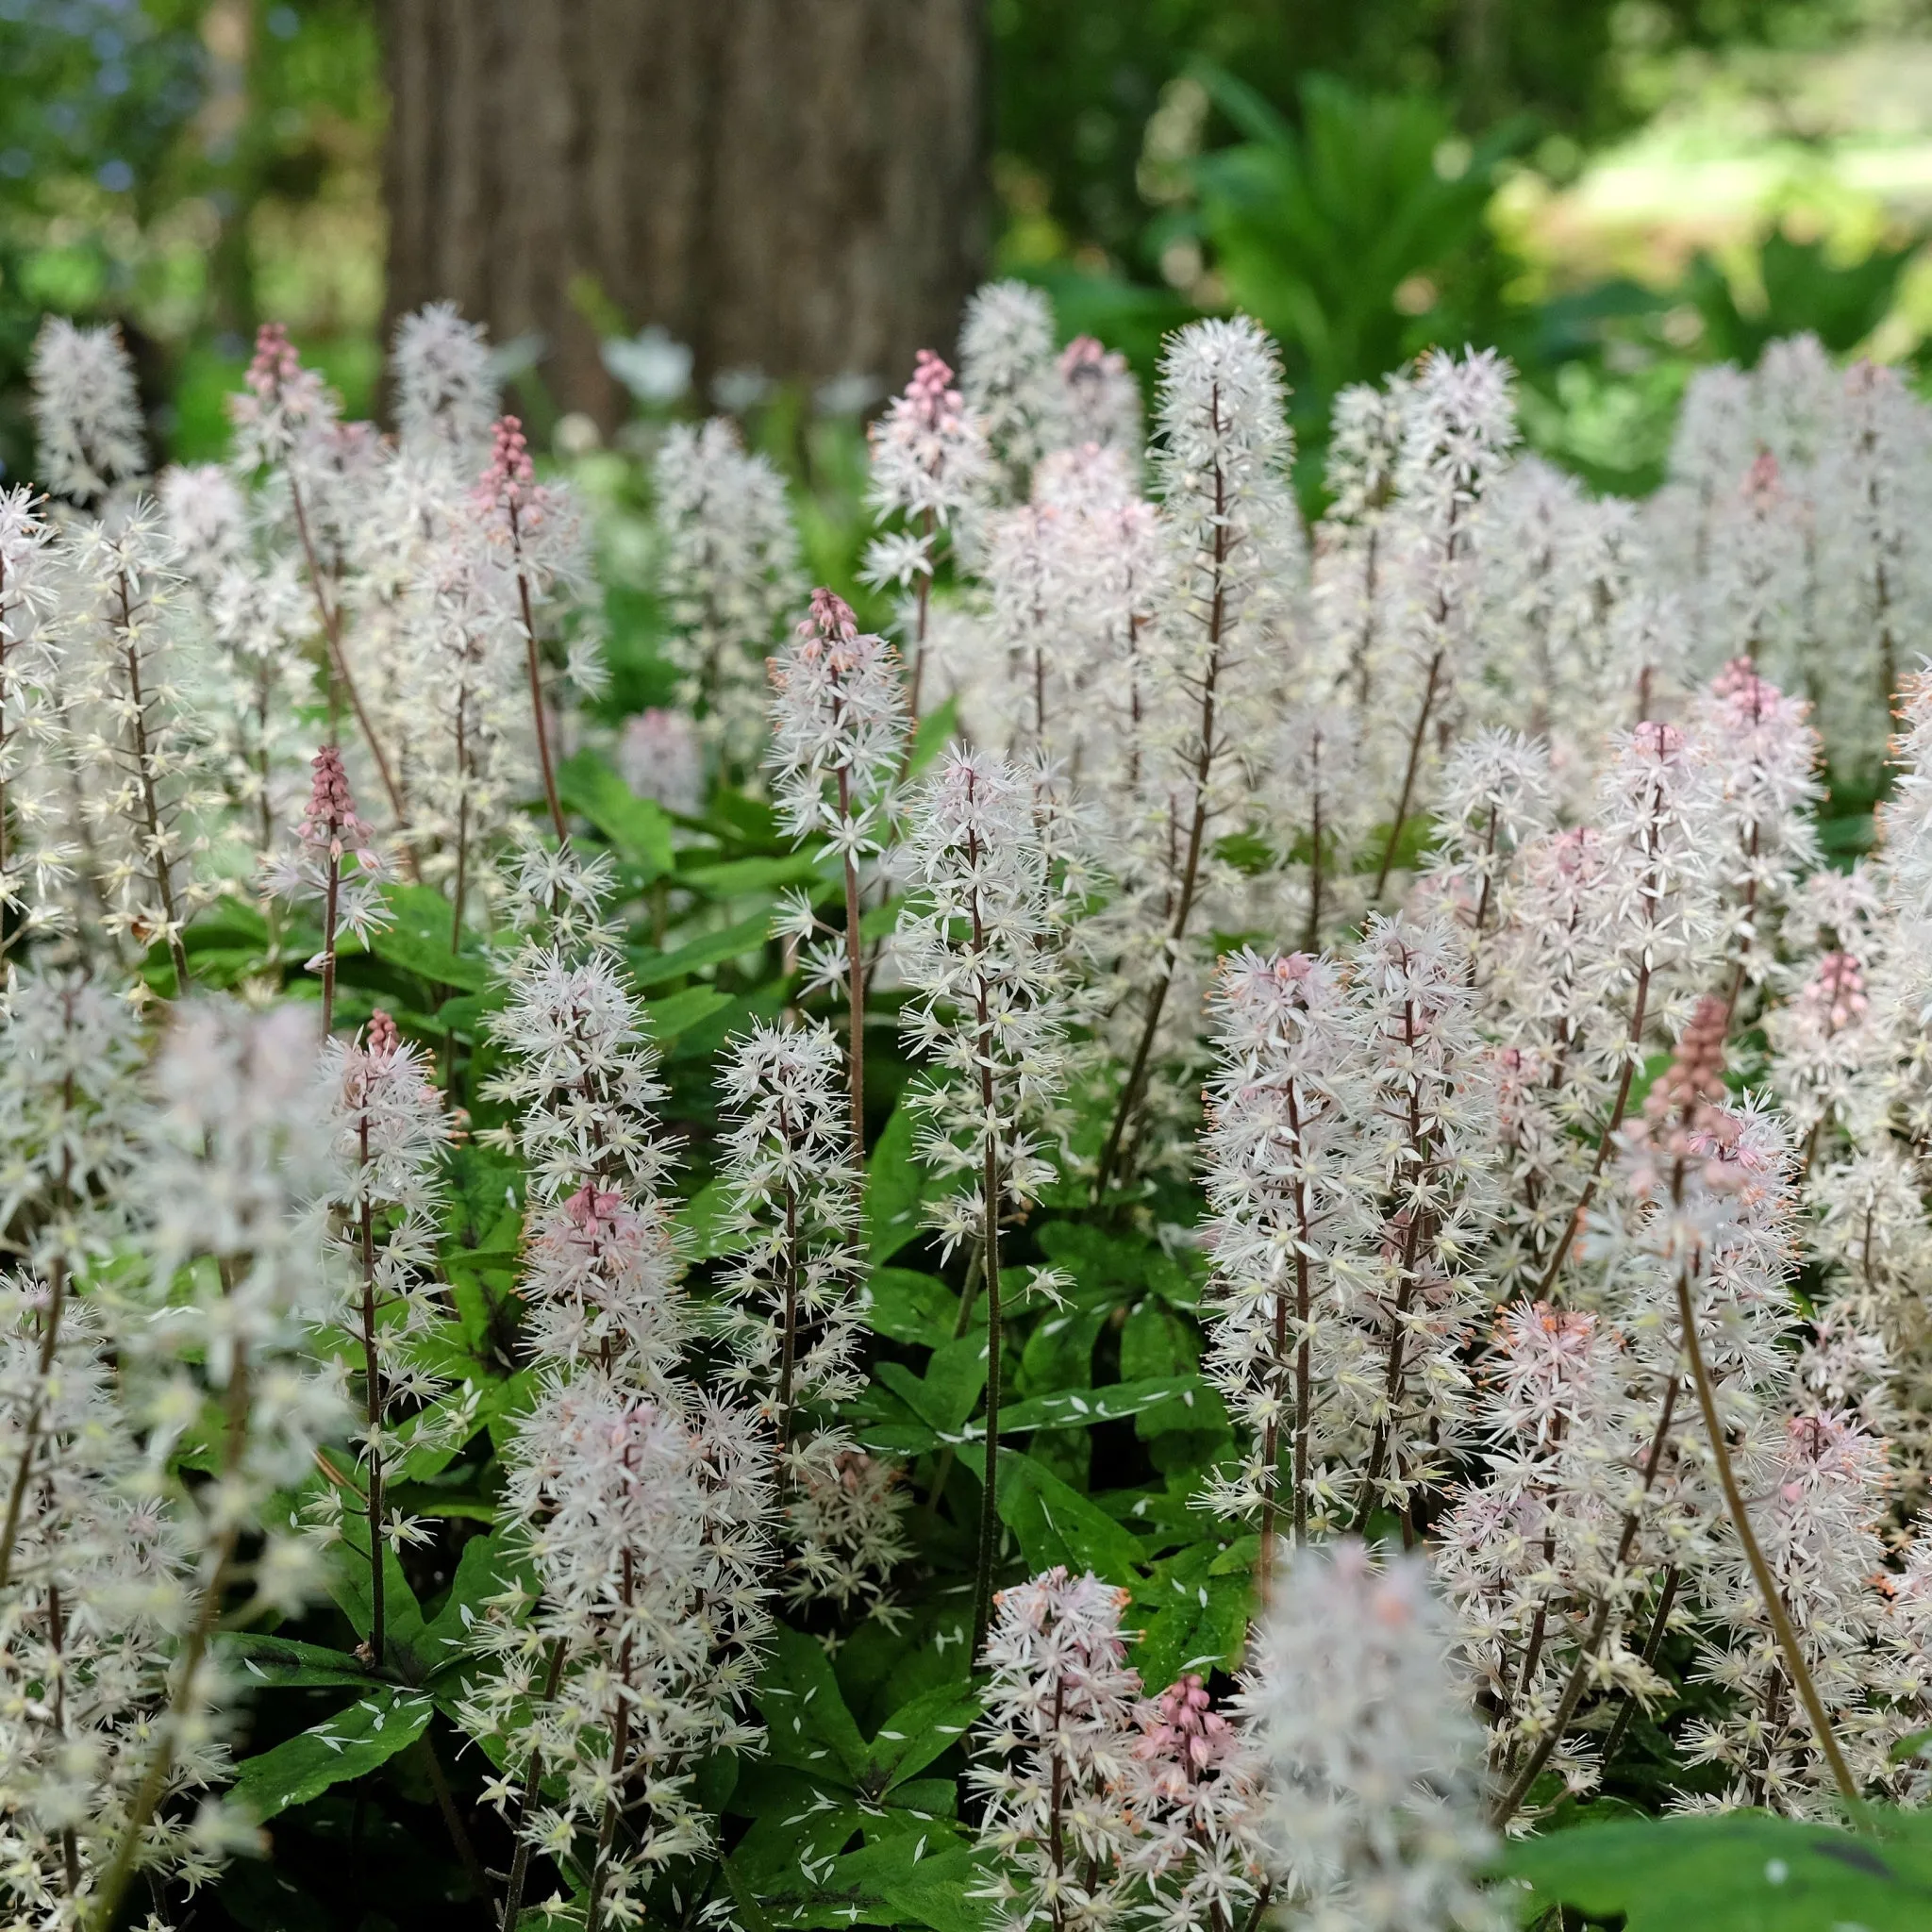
229 1689 435 1822
867 1681 980 1791
630 912 774 988
680 853 827 897
867 1267 959 1348
558 749 675 879
1132 1538 1254 1690
1891 1725 1932 1765
758 1625 872 1785
907 697 959 780
859 894 907 942
642 984 732 1046
432 981 509 1036
1121 1299 1199 1382
834 1836 995 1932
370 883 491 991
875 1333 989 1438
325 1515 426 1654
1504 1809 1932 1932
417 1532 518 1683
675 1174 753 1261
727 1783 883 1926
986 1447 1144 1585
720 1856 780 1932
1019 1303 1107 1397
974 1375 1212 1440
866 1099 930 1262
217 1633 371 1690
189 897 271 947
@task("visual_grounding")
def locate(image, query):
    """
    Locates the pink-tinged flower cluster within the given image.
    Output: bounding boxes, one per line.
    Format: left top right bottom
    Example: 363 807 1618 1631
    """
766 588 907 888
475 413 541 519
263 746 393 957
617 706 705 816
1058 335 1141 452
299 744 376 858
1679 1407 1895 1811
897 748 1074 1256
520 1179 686 1388
1693 658 1821 999
227 322 338 470
471 1374 774 1894
1127 1674 1268 1932
869 348 993 526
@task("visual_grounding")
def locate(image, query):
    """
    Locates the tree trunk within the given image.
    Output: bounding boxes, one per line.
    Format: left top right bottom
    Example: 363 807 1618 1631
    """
380 0 988 425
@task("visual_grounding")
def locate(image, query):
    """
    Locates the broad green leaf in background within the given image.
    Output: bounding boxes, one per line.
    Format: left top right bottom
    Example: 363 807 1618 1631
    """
983 1446 1145 1585
979 1374 1213 1440
907 697 960 780
1504 1808 1932 1931
558 748 675 879
642 984 733 1047
821 1837 995 1932
758 1625 872 1782
1132 1535 1256 1690
675 1174 754 1260
866 1680 981 1790
371 883 491 991
325 1507 426 1657
630 910 774 988
875 1333 990 1439
416 1531 519 1685
217 1633 371 1691
867 1266 960 1347
681 852 827 897
1121 1298 1200 1381
866 1098 932 1262
229 1690 435 1822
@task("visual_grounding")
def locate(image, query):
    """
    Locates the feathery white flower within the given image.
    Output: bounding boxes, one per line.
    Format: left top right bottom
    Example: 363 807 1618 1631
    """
1241 1539 1500 1932
969 1568 1144 1932
653 418 804 770
391 301 500 470
1197 949 1360 1548
31 318 147 508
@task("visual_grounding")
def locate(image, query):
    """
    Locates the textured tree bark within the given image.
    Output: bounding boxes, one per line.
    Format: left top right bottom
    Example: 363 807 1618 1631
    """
380 0 988 425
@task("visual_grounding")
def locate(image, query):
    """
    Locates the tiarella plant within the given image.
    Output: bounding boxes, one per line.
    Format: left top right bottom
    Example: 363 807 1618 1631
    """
10 288 1932 1932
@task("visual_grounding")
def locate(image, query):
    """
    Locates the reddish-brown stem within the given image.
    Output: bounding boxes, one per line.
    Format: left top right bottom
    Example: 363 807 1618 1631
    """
498 1639 569 1929
837 766 866 1155
287 477 411 844
0 1255 66 1590
1095 397 1230 1197
777 1172 799 1450
906 507 936 728
113 572 191 993
1357 988 1434 1514
1674 1264 1859 1807
320 845 341 1039
1598 1564 1681 1774
583 1548 637 1932
358 1113 384 1666
92 1349 252 1932
508 507 568 846
1372 646 1444 901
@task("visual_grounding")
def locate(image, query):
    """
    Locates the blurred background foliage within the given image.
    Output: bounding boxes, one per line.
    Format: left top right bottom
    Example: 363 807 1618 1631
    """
3 0 1932 506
